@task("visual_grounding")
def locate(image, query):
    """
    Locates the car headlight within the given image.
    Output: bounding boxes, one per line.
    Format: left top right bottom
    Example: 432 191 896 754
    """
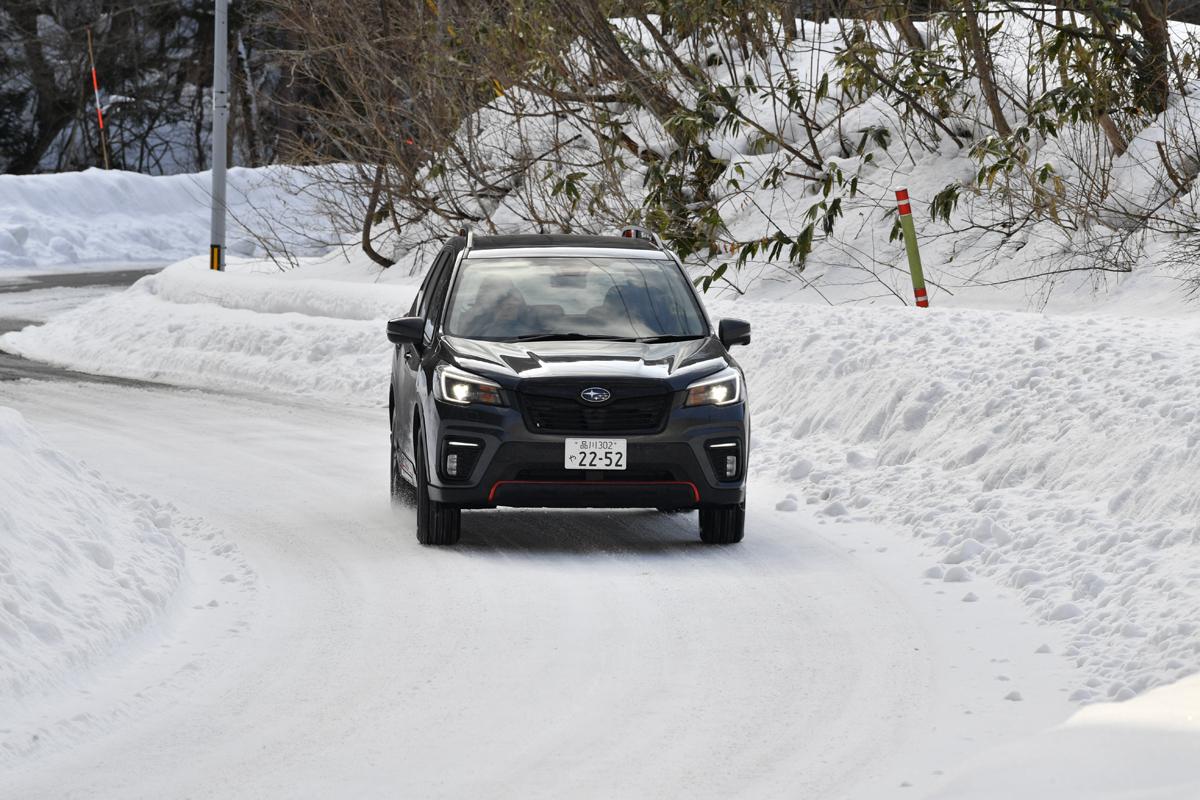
684 367 742 407
434 364 505 406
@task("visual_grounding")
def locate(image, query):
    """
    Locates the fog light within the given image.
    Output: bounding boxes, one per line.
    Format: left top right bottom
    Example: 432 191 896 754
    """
441 437 483 481
705 439 742 481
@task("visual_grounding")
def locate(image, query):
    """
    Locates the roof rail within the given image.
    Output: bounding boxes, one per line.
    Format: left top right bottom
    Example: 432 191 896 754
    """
458 225 475 253
619 225 662 248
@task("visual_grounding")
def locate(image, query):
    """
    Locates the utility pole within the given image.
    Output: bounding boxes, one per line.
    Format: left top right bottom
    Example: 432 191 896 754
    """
210 0 228 271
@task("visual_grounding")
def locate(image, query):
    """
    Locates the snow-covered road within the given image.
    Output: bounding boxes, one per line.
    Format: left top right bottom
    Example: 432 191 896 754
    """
0 379 1076 798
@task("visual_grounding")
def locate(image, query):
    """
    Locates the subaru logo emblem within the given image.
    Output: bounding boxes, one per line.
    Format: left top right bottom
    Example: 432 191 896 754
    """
580 387 611 404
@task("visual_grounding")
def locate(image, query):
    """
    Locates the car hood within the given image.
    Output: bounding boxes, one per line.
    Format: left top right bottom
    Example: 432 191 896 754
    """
442 335 730 386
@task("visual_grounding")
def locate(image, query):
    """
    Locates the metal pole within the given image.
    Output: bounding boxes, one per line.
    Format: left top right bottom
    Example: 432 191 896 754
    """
895 188 928 307
210 0 228 271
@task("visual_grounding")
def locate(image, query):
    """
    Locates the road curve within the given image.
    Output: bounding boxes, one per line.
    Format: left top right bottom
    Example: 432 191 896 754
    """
0 380 1072 798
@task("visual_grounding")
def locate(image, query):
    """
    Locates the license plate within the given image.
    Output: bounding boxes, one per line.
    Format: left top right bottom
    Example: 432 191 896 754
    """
564 438 626 470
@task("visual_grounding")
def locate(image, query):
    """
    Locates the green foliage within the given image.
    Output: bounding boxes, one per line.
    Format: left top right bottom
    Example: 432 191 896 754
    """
551 170 589 207
930 183 960 224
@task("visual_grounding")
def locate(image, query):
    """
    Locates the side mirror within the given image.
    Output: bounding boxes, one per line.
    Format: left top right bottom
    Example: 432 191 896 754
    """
387 317 425 347
718 318 751 349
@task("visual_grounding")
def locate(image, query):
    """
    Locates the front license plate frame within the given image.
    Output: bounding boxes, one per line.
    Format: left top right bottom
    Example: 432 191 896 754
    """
564 438 627 470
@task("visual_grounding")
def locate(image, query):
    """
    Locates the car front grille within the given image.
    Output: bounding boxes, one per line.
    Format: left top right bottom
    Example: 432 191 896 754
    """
518 379 671 434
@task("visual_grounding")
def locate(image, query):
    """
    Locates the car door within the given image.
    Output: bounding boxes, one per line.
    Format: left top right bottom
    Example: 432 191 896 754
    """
394 248 453 478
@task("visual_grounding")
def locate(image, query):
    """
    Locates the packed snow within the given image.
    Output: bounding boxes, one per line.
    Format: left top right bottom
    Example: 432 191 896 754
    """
0 286 119 323
0 407 185 703
0 379 1078 798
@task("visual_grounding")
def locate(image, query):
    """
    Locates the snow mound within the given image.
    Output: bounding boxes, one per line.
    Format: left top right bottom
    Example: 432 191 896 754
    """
0 407 186 700
0 166 351 273
732 296 1200 701
0 259 415 403
151 259 415 321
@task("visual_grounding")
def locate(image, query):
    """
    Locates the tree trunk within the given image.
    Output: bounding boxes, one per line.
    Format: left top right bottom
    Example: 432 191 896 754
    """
961 0 1012 137
894 15 926 50
361 165 395 267
6 4 76 173
782 2 800 43
1130 0 1171 115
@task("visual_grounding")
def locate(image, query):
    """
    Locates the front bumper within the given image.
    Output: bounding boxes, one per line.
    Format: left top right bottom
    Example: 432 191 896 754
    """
425 402 747 509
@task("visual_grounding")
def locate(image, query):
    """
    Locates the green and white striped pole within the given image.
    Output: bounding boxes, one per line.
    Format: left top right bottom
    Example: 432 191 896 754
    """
895 188 928 307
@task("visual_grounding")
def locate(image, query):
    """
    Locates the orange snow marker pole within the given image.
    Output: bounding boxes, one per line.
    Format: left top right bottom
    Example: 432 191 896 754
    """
895 188 928 307
86 28 111 170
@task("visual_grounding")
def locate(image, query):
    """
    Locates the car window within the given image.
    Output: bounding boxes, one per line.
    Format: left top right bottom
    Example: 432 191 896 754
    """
415 250 451 318
408 251 444 317
424 249 457 326
443 256 707 341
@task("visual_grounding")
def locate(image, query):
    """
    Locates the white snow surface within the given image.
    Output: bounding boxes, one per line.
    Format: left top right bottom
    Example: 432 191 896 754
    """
0 380 1078 798
1 256 417 401
927 673 1200 799
0 166 353 273
0 286 118 323
729 298 1200 704
6 254 1198 711
0 407 185 701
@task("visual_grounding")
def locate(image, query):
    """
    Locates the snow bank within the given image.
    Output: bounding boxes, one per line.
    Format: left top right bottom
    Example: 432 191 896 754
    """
0 166 352 272
0 258 415 403
724 296 1200 702
925 674 1200 799
0 407 185 700
151 259 415 321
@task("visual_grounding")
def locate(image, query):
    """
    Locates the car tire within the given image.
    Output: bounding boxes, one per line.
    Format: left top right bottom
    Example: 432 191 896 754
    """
390 435 416 505
414 432 461 545
699 504 745 544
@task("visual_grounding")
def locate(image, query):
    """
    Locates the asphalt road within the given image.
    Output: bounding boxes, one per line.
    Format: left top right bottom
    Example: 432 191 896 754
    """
0 266 160 383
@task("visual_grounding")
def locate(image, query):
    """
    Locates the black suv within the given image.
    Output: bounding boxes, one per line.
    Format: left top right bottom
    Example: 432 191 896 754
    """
387 231 750 545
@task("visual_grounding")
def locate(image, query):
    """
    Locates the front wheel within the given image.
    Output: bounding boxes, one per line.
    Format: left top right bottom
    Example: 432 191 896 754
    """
699 504 745 544
414 433 461 545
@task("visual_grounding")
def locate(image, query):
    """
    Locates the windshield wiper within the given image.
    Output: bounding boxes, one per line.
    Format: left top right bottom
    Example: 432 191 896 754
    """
636 334 706 343
510 332 638 342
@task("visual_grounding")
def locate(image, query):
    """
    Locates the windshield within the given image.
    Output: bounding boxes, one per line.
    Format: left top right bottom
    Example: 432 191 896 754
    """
443 256 708 341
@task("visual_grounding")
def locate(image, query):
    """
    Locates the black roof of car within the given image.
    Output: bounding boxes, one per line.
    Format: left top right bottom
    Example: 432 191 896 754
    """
444 233 660 254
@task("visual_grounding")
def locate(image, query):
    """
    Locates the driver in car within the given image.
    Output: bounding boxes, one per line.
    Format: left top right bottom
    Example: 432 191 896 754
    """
461 278 532 338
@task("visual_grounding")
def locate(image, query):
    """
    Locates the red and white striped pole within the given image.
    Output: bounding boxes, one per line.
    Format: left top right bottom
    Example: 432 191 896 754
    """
86 28 110 170
895 188 929 308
